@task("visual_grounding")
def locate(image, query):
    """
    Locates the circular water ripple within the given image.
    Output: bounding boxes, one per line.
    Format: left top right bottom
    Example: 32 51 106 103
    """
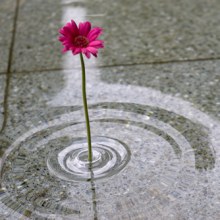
0 102 216 219
47 136 130 181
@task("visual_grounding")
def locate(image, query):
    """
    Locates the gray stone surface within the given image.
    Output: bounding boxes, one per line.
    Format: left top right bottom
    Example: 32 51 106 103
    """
8 70 66 111
1 62 220 219
12 0 220 72
0 0 15 46
1 0 220 219
101 60 220 119
7 60 220 120
91 0 220 65
0 47 10 74
11 0 63 72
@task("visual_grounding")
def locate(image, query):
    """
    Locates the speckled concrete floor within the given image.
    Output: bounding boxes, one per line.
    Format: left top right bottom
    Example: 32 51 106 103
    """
0 0 220 219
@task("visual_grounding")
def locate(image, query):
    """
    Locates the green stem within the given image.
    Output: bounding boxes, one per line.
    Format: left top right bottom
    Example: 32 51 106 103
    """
80 53 92 162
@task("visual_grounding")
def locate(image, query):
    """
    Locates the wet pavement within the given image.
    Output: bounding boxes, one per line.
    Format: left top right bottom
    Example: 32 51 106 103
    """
0 0 220 219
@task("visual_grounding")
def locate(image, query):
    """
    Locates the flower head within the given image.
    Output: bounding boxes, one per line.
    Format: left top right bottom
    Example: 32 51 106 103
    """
58 20 104 58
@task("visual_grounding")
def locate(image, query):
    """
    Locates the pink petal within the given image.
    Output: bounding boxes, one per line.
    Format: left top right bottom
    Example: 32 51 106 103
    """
62 43 73 53
81 48 92 59
72 48 82 55
88 40 104 48
86 47 98 57
58 36 66 42
59 20 79 39
79 21 91 37
59 28 66 36
71 20 79 34
62 47 68 53
85 51 91 59
62 26 73 37
66 22 73 30
87 27 103 41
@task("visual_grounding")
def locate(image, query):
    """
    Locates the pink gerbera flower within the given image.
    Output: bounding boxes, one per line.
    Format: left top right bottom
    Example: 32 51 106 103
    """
58 20 104 58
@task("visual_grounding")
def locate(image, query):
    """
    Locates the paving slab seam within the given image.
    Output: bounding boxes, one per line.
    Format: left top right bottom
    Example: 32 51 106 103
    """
0 0 20 133
98 56 220 68
9 55 220 75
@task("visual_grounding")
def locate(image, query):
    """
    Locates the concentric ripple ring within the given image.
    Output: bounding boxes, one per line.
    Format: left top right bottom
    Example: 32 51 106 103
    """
0 102 217 219
47 136 130 181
